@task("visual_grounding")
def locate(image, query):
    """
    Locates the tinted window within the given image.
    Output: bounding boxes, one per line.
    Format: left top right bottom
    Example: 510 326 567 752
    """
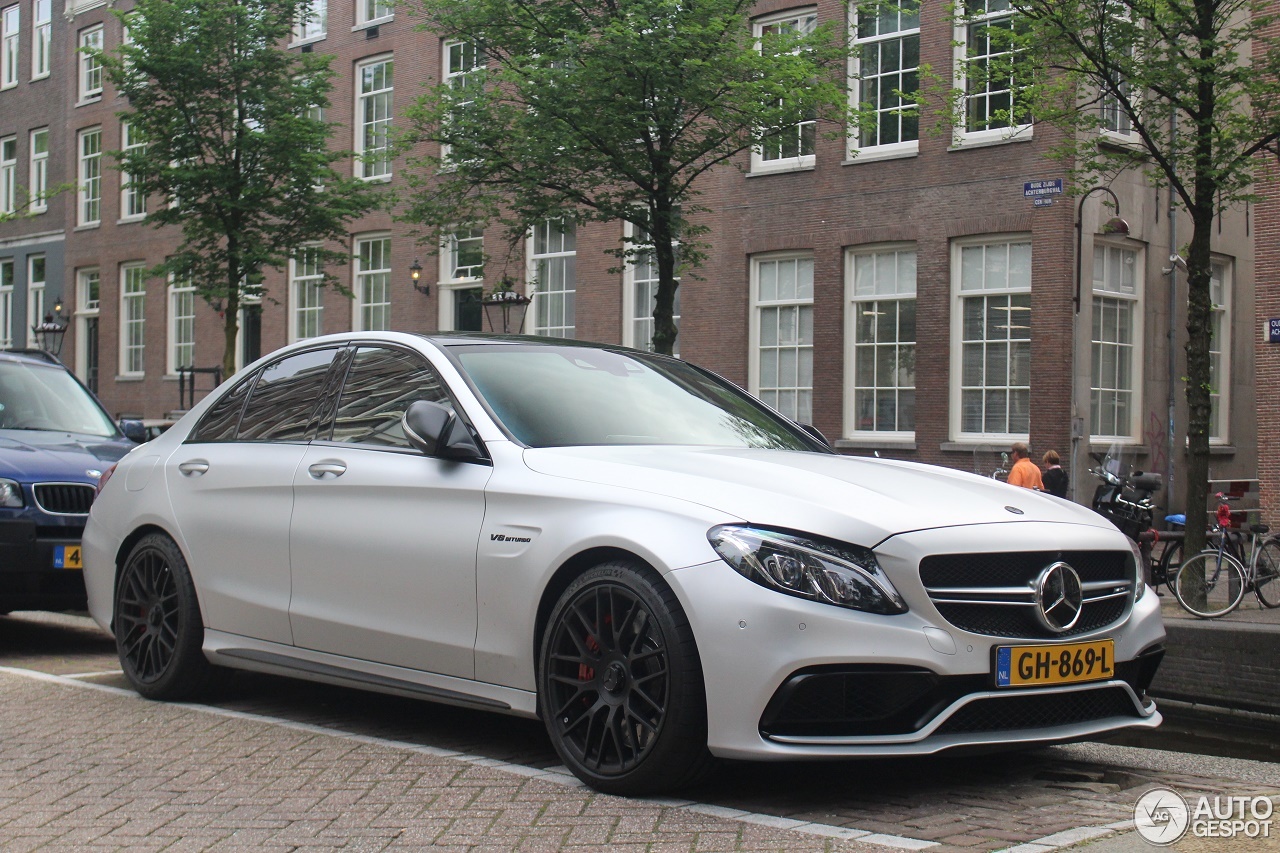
0 360 117 437
190 377 253 442
454 345 818 450
329 347 451 448
237 348 338 441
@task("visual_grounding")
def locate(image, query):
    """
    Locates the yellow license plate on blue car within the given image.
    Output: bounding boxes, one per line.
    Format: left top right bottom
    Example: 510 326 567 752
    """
54 545 82 570
995 639 1115 687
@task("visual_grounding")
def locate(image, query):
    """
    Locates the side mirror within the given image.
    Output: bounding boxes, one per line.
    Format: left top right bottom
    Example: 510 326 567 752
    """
797 422 831 448
120 419 148 443
402 401 485 461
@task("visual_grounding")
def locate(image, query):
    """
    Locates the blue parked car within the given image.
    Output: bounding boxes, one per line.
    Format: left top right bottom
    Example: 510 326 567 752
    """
0 350 143 614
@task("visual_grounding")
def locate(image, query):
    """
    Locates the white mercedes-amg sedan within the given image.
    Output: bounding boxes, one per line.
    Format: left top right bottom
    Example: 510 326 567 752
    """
84 332 1165 795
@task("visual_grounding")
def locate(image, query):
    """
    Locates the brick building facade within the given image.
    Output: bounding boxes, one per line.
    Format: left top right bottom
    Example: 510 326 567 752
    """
0 0 1260 511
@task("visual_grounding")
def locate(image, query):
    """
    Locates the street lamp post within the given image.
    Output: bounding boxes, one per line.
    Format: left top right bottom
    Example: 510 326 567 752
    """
481 280 532 334
31 297 69 359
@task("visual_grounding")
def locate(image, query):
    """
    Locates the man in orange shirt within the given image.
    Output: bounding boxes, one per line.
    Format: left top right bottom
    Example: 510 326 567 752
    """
1006 442 1044 490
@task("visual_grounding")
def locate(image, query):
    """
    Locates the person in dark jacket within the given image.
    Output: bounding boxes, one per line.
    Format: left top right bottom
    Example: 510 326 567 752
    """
1041 449 1069 498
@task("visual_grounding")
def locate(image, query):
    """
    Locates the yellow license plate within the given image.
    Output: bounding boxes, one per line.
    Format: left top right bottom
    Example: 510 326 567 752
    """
995 639 1115 687
54 545 82 570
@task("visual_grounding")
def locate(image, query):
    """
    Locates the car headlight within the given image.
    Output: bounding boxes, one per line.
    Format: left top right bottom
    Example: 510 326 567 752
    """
708 525 906 615
1128 538 1146 603
0 478 23 508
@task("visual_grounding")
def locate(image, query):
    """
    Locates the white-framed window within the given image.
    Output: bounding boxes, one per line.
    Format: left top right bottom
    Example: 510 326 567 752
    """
955 0 1028 145
846 245 916 436
0 136 15 214
752 9 818 173
24 254 44 347
355 55 393 179
31 0 49 79
1 4 18 90
622 223 681 354
529 219 576 338
75 267 100 385
1209 258 1232 443
167 273 195 375
353 234 391 331
120 263 146 375
358 0 393 26
1098 11 1137 141
78 126 101 225
951 236 1032 439
290 246 325 342
438 227 483 333
0 258 12 348
751 253 814 424
120 122 146 220
442 40 483 162
1090 243 1141 441
78 24 103 101
294 0 326 42
851 0 920 156
443 227 483 283
29 128 47 212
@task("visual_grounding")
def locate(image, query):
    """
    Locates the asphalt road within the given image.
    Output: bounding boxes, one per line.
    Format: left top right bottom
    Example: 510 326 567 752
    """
2 610 1277 852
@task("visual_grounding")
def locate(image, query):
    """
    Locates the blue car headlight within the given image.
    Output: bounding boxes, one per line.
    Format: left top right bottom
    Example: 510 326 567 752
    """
708 525 906 615
0 478 23 508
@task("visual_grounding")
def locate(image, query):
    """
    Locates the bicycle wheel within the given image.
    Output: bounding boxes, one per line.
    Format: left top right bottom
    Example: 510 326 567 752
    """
1154 540 1183 590
1254 538 1280 608
1172 550 1247 618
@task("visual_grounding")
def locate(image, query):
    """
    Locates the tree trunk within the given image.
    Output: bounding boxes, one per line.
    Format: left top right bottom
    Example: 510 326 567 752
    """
1180 206 1215 560
222 288 241 380
648 205 680 357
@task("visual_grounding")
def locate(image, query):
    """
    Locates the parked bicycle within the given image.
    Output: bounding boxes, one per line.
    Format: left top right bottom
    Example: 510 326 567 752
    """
1171 494 1280 618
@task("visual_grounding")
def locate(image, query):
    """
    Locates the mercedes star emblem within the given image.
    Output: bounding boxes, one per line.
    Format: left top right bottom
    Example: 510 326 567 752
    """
1033 561 1084 633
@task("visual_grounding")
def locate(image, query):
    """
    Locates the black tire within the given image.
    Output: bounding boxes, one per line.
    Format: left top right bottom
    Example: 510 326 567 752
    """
1172 550 1246 618
1254 538 1280 609
114 533 215 700
538 561 713 795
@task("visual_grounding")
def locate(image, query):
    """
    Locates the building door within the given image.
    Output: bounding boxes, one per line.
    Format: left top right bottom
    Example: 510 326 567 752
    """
455 286 482 332
84 317 98 394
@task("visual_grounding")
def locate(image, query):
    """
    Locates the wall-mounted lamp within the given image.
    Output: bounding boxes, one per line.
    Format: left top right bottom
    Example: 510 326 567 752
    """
410 259 428 296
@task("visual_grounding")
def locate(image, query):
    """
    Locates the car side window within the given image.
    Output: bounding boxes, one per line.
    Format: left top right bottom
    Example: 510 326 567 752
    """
236 348 339 442
329 346 452 448
189 377 254 442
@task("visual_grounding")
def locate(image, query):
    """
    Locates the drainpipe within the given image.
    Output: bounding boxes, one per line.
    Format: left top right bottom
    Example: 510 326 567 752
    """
1166 110 1178 514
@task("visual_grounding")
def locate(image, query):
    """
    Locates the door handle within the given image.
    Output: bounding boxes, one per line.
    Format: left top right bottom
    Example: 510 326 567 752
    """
308 461 347 480
177 460 209 477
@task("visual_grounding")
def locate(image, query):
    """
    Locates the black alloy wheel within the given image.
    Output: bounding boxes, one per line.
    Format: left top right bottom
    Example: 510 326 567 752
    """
115 533 214 700
539 561 712 795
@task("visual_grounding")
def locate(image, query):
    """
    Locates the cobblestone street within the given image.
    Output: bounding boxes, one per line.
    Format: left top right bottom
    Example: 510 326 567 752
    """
2 612 1277 852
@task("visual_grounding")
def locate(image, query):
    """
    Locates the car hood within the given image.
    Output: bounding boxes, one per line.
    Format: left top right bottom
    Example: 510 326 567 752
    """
0 430 134 482
522 446 1114 546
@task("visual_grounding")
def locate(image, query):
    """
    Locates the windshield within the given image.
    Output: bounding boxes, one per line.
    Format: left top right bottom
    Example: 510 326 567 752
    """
454 345 818 450
0 360 118 437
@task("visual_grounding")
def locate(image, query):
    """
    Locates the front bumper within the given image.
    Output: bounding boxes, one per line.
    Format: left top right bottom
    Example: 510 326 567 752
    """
667 522 1166 760
0 517 88 611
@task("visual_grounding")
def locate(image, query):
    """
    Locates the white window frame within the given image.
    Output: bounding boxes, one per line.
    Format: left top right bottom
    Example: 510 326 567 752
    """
849 1 920 159
120 263 147 377
357 0 393 27
949 235 1033 441
1209 257 1232 444
293 0 326 43
31 0 49 80
120 121 146 221
354 55 393 180
25 254 45 348
353 233 391 332
442 40 483 163
1 4 18 90
749 252 815 424
953 0 1030 147
29 128 47 213
845 244 917 438
78 24 103 102
289 246 325 342
0 258 12 348
75 267 100 384
528 219 576 338
621 222 681 354
1089 242 1143 443
751 9 818 174
435 226 484 333
0 135 15 214
78 126 102 226
167 273 195 376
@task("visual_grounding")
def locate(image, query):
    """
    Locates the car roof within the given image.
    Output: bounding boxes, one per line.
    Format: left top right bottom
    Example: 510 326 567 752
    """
408 331 653 356
0 349 66 368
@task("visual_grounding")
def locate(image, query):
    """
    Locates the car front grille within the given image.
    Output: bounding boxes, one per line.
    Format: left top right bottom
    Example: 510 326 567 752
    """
919 550 1134 640
934 686 1140 735
33 483 96 515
